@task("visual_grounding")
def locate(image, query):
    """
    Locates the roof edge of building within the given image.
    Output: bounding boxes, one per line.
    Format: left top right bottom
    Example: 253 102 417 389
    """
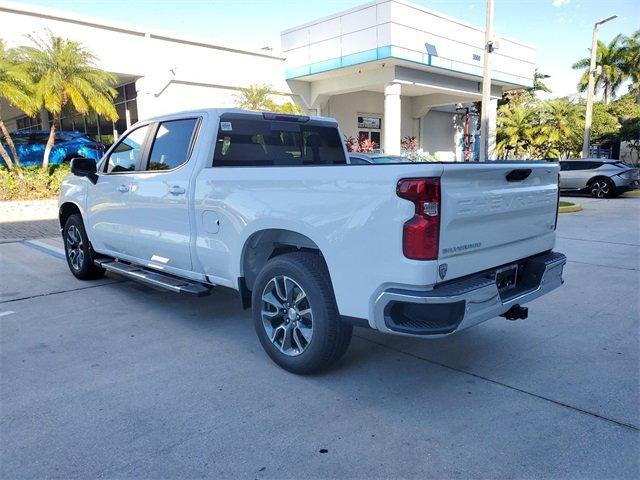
0 0 286 60
280 0 535 51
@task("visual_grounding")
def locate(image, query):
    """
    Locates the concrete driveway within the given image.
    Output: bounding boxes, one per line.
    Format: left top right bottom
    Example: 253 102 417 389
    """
1 196 638 479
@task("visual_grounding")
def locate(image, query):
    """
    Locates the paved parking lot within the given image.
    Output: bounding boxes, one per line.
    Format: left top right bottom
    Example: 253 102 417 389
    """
1 196 638 479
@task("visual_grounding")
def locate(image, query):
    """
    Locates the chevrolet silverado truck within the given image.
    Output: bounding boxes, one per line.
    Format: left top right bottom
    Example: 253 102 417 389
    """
59 109 566 373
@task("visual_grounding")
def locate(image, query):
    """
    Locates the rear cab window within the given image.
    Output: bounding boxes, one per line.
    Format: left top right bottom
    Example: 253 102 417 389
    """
213 113 346 167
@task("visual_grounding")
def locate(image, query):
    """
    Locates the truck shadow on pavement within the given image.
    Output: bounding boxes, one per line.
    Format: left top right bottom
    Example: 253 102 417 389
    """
115 278 530 379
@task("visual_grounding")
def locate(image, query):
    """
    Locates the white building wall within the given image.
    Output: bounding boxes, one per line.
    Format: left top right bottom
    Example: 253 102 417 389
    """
0 1 291 122
281 0 536 88
326 91 414 148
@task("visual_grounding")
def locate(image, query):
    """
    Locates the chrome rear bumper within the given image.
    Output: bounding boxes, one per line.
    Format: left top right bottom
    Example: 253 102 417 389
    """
373 251 566 337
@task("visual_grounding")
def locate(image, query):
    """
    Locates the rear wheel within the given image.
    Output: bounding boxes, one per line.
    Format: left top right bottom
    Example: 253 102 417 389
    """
252 252 352 374
63 214 105 280
589 178 615 198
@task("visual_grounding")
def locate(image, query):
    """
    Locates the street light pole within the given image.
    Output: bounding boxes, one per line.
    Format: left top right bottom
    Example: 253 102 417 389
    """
479 0 494 163
582 15 617 159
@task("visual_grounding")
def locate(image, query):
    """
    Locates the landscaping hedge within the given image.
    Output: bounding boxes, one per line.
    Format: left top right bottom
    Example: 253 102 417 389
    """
0 165 70 201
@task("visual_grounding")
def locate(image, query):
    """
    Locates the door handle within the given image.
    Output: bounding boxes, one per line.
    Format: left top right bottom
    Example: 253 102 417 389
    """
117 184 129 193
169 185 186 195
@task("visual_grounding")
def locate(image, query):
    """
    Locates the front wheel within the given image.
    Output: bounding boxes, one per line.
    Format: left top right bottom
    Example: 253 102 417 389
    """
252 252 352 374
589 178 615 198
63 214 105 280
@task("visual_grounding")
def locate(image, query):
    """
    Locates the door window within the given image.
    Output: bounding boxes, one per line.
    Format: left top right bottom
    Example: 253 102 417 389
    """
105 124 150 173
146 118 198 171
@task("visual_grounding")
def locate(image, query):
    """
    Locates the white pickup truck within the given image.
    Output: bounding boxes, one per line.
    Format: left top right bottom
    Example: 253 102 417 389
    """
59 109 566 373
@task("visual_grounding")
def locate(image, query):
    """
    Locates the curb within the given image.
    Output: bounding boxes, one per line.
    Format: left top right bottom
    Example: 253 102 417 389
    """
623 190 640 197
558 202 582 213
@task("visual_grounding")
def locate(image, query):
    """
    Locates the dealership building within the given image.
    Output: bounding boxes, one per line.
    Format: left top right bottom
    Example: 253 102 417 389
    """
0 0 536 160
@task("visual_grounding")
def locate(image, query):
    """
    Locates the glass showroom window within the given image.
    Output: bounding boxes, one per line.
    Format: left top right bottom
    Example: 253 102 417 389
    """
46 82 139 147
357 113 382 148
16 115 42 132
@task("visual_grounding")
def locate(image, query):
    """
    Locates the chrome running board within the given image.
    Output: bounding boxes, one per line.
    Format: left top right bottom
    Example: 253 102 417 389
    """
96 259 211 296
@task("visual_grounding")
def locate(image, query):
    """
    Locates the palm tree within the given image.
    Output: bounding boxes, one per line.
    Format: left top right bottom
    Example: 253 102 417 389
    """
621 30 640 102
531 69 551 94
573 34 626 105
496 104 538 159
234 83 305 114
19 32 118 171
234 84 277 111
0 39 37 175
539 98 583 158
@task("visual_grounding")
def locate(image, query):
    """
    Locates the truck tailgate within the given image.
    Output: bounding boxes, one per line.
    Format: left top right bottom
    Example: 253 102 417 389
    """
438 162 559 282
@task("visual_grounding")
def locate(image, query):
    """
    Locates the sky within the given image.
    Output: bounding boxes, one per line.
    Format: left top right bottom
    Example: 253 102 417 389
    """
13 0 640 99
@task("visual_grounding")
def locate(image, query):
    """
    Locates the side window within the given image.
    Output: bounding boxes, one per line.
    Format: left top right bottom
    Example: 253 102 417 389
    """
563 162 583 171
55 134 72 144
30 133 49 145
146 118 198 171
9 135 30 146
559 162 568 171
105 124 150 173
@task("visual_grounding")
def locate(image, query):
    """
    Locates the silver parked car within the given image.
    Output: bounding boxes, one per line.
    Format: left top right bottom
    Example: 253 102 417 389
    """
348 153 413 164
559 159 640 198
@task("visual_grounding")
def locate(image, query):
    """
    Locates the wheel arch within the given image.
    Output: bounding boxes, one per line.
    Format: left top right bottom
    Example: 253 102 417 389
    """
587 175 614 187
239 228 329 308
59 201 82 229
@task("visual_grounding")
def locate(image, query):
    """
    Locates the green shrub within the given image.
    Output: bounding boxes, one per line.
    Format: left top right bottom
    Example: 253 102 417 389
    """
0 164 71 201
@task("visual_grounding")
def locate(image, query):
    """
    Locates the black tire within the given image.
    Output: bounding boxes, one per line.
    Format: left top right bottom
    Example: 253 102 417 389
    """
251 252 352 374
589 177 615 198
63 214 105 280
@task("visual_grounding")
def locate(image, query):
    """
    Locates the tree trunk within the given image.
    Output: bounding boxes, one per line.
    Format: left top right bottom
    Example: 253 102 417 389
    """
603 85 610 105
0 119 23 178
0 141 16 172
42 114 58 172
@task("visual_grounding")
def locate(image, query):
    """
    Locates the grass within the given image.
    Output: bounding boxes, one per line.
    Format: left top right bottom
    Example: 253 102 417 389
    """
559 201 575 207
0 164 71 201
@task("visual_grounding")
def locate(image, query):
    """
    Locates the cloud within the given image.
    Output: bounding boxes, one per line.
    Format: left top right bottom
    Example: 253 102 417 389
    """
552 0 570 6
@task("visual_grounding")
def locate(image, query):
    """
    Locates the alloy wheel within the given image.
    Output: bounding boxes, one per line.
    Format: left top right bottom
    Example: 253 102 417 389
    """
66 225 85 271
591 180 610 198
261 275 313 356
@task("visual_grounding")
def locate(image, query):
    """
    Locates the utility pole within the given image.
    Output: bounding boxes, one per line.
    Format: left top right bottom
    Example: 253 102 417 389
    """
479 0 494 162
582 15 617 159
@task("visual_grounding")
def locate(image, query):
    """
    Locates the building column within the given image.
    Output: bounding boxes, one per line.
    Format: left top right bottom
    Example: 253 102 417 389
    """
383 82 401 155
487 98 498 159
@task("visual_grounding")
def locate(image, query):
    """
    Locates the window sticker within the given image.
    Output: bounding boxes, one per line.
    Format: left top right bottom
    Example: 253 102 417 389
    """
220 121 232 131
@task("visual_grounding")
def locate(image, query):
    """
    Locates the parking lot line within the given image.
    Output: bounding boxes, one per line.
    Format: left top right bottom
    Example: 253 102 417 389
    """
21 239 66 261
0 310 15 317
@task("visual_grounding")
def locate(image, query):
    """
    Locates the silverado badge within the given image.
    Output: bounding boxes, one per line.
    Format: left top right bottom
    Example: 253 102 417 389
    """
439 263 448 280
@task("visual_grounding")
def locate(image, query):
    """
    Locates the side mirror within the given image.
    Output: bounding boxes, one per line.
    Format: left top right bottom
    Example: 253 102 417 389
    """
70 157 98 184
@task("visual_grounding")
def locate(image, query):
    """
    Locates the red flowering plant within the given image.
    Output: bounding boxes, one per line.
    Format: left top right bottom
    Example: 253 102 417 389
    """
344 135 361 152
344 135 379 153
401 136 418 159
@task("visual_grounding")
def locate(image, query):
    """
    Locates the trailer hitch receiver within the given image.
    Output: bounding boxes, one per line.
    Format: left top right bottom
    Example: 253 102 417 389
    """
501 304 528 321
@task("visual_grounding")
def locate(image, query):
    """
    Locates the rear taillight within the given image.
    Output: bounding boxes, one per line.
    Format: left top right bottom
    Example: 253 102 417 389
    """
397 178 440 260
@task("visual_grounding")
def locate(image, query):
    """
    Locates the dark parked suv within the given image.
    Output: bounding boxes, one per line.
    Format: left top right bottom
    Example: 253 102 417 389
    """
559 159 640 198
